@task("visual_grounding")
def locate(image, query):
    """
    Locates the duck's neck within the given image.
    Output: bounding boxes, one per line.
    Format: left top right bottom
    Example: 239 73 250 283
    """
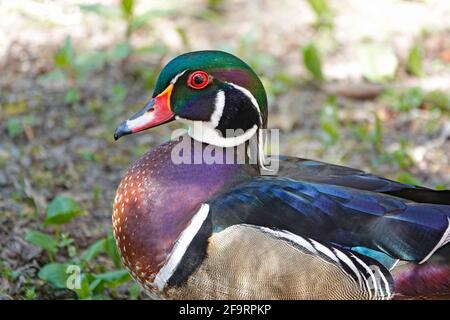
180 120 268 172
185 119 259 149
112 134 258 288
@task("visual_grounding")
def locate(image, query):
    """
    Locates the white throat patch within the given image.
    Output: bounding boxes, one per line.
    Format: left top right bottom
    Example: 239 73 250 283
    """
190 122 258 148
178 86 261 148
176 116 258 148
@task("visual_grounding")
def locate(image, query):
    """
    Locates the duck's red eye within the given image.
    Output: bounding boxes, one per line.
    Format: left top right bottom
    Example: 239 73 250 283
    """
188 71 209 89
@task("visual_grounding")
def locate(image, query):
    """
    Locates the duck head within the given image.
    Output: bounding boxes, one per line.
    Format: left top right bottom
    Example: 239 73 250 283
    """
114 50 267 148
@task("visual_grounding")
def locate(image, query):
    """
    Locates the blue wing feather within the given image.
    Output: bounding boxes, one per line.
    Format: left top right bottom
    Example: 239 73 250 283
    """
209 177 450 263
278 156 450 204
351 246 399 270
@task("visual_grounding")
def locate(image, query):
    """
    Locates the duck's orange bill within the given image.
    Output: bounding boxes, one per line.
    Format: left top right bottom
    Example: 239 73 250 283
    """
114 85 174 140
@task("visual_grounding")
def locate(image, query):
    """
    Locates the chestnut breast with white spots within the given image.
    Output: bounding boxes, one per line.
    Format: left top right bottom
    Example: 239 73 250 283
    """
112 135 255 293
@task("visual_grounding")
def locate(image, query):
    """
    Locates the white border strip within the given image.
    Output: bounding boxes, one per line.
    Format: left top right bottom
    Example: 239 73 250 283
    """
420 217 450 264
152 203 210 290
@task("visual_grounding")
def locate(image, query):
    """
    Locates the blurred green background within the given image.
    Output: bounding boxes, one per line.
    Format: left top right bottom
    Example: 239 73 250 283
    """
1 0 450 299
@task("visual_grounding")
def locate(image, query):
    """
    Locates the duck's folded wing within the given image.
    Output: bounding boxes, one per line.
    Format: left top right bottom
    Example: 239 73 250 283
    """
277 156 450 205
209 177 450 262
166 224 393 300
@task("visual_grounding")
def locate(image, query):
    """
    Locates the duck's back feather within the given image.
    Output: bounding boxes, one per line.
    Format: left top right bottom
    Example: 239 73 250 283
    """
277 156 450 205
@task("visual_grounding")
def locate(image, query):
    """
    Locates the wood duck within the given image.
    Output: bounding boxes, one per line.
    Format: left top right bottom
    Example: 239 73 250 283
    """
113 50 450 300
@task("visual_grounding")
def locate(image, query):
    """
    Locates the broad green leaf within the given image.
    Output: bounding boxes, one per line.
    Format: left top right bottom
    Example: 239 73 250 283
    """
121 0 134 18
7 118 22 138
68 245 77 258
407 43 424 77
320 96 340 145
306 0 333 29
88 276 104 294
105 230 121 268
302 43 324 81
80 239 106 262
402 87 423 109
25 288 36 300
64 88 80 105
307 0 329 16
25 231 58 253
425 90 450 111
352 122 369 141
45 196 83 225
129 283 140 300
388 139 414 169
435 184 448 191
396 87 423 112
94 269 131 286
54 36 74 68
59 233 75 248
38 263 71 289
372 111 383 153
88 270 131 294
74 273 92 299
207 0 225 11
358 44 398 83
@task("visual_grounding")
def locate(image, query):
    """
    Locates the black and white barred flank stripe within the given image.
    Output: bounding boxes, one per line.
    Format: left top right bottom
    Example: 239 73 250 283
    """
254 225 394 300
